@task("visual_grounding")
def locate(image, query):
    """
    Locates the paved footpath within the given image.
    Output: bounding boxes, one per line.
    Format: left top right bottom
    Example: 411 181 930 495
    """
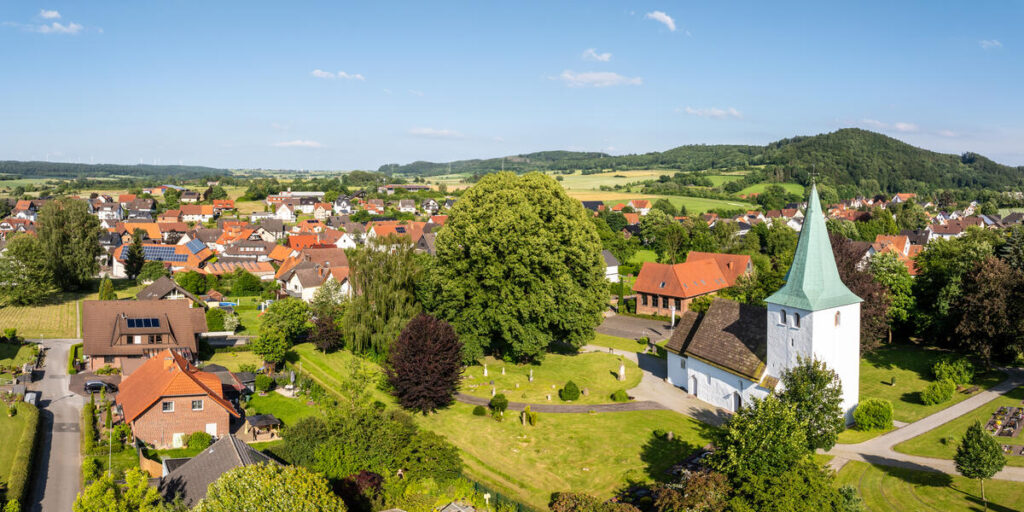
28 339 86 512
826 367 1024 481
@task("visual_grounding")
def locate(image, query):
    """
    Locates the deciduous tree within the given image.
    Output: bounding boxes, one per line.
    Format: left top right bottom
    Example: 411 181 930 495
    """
193 463 347 512
868 251 915 338
386 314 463 413
36 198 103 290
73 468 165 512
954 421 1006 511
953 257 1023 367
427 172 606 362
830 233 889 351
0 234 54 305
710 395 808 480
778 357 844 451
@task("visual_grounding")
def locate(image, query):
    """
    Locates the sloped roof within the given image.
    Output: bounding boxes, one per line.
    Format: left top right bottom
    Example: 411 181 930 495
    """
602 249 619 267
83 300 206 357
675 298 768 381
766 183 861 311
268 244 295 262
686 252 751 286
203 261 275 276
633 259 731 299
136 276 204 304
158 435 273 507
116 349 237 424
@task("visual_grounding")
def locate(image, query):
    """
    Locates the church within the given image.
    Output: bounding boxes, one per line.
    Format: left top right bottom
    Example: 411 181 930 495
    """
665 184 862 422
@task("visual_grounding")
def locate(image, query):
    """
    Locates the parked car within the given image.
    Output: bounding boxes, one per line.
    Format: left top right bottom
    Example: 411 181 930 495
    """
83 380 117 393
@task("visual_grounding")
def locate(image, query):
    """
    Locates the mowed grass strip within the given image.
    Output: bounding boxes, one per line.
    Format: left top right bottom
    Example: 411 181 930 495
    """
0 403 35 482
461 353 641 405
859 344 1005 424
592 333 646 353
290 344 394 404
835 460 1024 512
418 402 714 511
894 387 1024 467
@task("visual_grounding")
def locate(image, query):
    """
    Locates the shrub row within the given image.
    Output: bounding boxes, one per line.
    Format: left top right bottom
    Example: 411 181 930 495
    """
81 402 96 454
67 343 82 375
7 404 40 510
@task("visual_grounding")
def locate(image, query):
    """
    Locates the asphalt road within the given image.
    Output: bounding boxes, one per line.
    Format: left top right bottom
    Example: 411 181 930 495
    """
28 339 86 512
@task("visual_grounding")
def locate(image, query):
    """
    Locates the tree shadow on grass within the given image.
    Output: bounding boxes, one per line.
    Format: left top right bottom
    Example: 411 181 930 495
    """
639 430 709 482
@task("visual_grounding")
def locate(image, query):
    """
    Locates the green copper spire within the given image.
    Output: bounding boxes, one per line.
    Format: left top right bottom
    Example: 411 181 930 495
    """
765 182 862 311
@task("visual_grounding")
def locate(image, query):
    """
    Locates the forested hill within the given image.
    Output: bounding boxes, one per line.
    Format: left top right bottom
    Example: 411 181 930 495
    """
0 161 227 180
382 128 1024 192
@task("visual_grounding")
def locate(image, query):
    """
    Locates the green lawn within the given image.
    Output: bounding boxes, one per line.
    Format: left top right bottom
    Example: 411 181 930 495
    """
418 403 714 510
705 175 744 187
859 345 1005 424
603 196 755 215
592 333 646 352
0 344 37 368
836 425 895 445
735 182 805 197
629 249 658 265
0 403 34 482
836 460 1024 512
462 353 641 405
231 297 264 334
87 447 140 481
247 392 320 427
894 387 1024 467
289 344 394 404
204 350 263 372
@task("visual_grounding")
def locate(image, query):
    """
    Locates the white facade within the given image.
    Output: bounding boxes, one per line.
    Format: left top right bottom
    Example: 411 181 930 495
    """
765 302 861 423
605 264 619 283
667 353 768 411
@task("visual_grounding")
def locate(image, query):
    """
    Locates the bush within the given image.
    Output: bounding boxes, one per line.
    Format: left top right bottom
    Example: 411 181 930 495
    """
81 457 100 481
94 365 120 376
559 381 581 401
489 393 508 413
186 431 213 451
611 389 629 402
206 308 227 331
238 363 258 373
7 405 38 509
254 374 274 393
854 398 893 431
81 403 96 454
523 405 538 426
67 343 82 375
636 336 649 345
932 358 974 387
472 405 486 416
921 379 956 405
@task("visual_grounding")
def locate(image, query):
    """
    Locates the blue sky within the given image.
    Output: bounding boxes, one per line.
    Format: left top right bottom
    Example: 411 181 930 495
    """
1 1 1021 170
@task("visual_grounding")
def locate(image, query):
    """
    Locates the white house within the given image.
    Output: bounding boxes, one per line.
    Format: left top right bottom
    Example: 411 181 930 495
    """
665 183 862 423
275 204 296 222
602 250 620 283
398 199 416 214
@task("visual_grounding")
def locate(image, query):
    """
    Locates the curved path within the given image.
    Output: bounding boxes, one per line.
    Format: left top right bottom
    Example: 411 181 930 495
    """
825 367 1024 482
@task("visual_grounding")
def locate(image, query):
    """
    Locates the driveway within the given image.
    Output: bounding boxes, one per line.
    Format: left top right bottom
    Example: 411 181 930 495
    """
597 314 673 342
28 339 86 512
69 372 121 398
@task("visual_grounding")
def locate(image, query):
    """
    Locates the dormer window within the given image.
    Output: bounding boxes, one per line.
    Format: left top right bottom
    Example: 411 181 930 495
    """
659 282 666 288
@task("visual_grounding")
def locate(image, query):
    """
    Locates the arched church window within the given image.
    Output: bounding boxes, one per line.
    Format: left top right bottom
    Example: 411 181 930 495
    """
835 311 841 326
794 313 801 328
780 309 787 325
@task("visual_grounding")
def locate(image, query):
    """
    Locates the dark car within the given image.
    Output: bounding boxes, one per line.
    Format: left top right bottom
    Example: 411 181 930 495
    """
83 380 117 393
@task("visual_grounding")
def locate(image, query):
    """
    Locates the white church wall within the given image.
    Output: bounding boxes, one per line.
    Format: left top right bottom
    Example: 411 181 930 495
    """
666 351 686 387
683 357 767 413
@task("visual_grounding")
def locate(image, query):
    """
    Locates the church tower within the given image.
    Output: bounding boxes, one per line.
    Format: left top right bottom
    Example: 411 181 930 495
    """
765 183 862 422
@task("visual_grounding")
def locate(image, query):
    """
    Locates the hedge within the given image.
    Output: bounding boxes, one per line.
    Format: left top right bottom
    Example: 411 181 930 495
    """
81 402 96 454
7 404 39 509
67 343 83 375
854 398 893 431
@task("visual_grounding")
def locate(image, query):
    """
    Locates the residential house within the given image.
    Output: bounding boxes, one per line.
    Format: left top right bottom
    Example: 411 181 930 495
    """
253 218 285 239
416 232 437 255
602 250 620 283
429 215 448 226
891 193 917 204
220 240 276 262
115 349 238 448
0 217 35 239
158 209 183 222
628 199 651 215
112 240 214 278
180 191 201 203
202 261 276 280
136 276 205 307
581 201 604 213
127 198 157 213
158 435 277 507
211 199 235 213
12 200 45 222
378 183 431 194
118 194 137 205
274 203 296 222
94 202 125 222
276 247 351 301
398 199 417 214
632 252 752 317
366 221 427 245
180 205 216 223
313 202 333 221
82 300 207 375
334 196 354 214
421 198 440 214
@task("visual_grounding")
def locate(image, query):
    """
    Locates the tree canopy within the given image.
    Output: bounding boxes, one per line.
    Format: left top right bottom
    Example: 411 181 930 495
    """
36 197 102 290
194 463 348 512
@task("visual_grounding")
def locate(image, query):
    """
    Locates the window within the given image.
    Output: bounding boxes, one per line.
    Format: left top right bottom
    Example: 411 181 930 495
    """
674 298 681 310
162 401 174 413
191 400 204 411
794 313 801 328
835 311 841 326
679 358 686 369
661 296 669 308
641 294 648 306
780 309 788 325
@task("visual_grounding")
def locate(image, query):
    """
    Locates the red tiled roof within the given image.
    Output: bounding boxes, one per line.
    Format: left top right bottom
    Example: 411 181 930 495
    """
686 252 752 286
630 199 651 209
633 259 732 299
116 349 238 423
268 244 295 262
212 199 235 209
623 213 640 225
203 261 275 276
429 215 449 225
180 205 215 216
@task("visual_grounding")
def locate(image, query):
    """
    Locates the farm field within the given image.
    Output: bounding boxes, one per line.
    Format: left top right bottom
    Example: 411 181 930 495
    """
599 196 755 214
735 182 805 196
894 386 1024 467
705 175 744 187
835 460 1024 512
419 403 713 511
461 353 641 405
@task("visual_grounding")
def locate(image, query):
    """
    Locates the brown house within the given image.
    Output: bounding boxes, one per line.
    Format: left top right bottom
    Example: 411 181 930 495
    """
632 252 751 317
82 300 207 375
116 349 238 448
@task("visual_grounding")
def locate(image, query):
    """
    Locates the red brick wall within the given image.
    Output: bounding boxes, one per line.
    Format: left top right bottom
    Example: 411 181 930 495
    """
635 293 695 317
131 394 231 448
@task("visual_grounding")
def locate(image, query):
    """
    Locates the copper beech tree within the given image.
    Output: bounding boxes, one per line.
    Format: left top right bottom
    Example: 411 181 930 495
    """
386 314 463 413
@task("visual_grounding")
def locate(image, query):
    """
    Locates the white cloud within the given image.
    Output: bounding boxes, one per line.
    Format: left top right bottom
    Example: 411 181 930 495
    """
272 140 322 148
311 69 365 80
39 9 60 19
37 21 82 34
892 122 919 133
556 70 642 87
938 129 958 138
682 106 742 119
582 48 612 62
408 127 464 139
645 11 676 31
980 39 1002 50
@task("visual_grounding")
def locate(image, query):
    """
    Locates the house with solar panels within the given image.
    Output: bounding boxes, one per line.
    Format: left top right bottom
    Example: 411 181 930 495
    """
82 300 208 375
111 239 213 278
